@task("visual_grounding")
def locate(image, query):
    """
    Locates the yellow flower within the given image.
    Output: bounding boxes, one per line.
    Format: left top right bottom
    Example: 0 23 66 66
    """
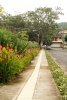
2 47 8 55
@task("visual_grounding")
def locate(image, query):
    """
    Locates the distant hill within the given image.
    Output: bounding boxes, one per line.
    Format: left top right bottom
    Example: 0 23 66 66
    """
58 22 67 30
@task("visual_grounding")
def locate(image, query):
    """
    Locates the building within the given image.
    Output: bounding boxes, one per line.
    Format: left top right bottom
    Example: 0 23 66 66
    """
51 30 67 48
59 30 67 37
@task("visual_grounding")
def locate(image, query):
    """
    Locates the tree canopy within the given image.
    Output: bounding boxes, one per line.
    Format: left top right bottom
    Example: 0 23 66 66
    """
0 6 62 45
23 7 62 45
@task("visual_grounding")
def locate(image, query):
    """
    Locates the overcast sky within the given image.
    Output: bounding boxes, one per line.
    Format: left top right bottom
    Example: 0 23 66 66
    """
0 0 67 22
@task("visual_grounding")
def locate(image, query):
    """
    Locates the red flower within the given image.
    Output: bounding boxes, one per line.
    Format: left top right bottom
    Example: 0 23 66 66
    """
0 45 2 49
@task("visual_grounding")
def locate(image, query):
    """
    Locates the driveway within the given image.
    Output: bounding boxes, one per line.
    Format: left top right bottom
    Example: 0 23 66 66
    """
48 48 67 72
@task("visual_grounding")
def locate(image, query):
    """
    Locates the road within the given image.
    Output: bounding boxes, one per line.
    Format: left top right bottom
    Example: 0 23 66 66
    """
49 48 67 72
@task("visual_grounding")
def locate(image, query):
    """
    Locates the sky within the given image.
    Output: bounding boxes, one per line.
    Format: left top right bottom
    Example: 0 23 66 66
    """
0 0 67 22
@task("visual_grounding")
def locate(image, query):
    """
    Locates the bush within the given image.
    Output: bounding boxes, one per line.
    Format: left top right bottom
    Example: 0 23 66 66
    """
0 29 12 47
0 29 39 54
16 40 28 54
0 46 39 83
11 31 29 54
0 29 39 83
27 41 39 49
22 48 39 69
0 47 22 83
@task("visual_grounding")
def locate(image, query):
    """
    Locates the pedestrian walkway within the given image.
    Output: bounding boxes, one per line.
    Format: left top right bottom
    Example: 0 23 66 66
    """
13 49 61 100
33 49 61 100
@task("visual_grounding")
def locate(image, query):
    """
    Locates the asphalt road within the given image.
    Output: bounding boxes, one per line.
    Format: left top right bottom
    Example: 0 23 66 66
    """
49 48 67 72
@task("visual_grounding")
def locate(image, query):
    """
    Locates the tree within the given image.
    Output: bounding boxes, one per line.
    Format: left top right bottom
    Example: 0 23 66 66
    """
0 5 5 27
24 7 62 45
0 6 62 46
2 14 26 32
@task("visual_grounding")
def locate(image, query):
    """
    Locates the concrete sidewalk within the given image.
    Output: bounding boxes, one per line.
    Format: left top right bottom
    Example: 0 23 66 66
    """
32 50 61 100
13 49 61 100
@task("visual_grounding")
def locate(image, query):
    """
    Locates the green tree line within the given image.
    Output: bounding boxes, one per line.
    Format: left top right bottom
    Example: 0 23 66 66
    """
0 5 62 45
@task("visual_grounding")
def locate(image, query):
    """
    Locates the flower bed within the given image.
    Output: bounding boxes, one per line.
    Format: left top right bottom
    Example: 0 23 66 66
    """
0 46 39 83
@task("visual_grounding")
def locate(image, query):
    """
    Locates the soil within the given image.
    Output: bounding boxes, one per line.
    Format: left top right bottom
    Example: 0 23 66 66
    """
0 65 35 100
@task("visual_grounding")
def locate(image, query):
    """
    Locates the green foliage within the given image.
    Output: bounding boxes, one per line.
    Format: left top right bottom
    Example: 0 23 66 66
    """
46 51 67 100
25 7 62 45
2 15 26 32
43 34 52 45
0 47 21 83
27 41 39 49
0 47 39 83
64 35 67 42
0 29 39 54
24 48 39 66
16 40 28 54
11 31 28 54
58 22 67 30
0 6 40 84
12 31 39 54
0 7 62 45
0 28 39 83
27 31 38 42
0 29 12 46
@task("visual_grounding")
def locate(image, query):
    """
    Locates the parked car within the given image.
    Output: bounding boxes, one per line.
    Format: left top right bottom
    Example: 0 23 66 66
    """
42 45 51 50
46 45 51 50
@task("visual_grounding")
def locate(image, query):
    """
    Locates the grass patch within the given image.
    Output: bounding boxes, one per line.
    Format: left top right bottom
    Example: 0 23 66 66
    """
46 51 67 100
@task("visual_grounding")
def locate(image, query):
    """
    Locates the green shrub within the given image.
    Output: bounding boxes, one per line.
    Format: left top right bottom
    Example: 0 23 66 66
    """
0 29 12 46
21 48 39 70
0 47 22 83
0 47 39 83
27 41 39 49
11 31 29 54
0 29 39 83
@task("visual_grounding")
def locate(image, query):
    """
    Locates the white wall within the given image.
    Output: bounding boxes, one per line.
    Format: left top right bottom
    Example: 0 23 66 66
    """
51 43 61 48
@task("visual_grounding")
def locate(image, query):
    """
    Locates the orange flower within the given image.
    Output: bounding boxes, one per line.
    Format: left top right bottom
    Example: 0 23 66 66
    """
9 48 13 53
0 45 2 50
0 50 2 54
2 47 6 51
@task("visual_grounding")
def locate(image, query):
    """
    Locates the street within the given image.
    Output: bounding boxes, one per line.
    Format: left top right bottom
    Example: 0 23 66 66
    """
49 48 67 72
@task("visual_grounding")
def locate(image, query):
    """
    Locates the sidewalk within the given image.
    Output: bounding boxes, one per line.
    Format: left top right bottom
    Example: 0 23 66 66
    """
13 49 61 100
32 50 61 100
